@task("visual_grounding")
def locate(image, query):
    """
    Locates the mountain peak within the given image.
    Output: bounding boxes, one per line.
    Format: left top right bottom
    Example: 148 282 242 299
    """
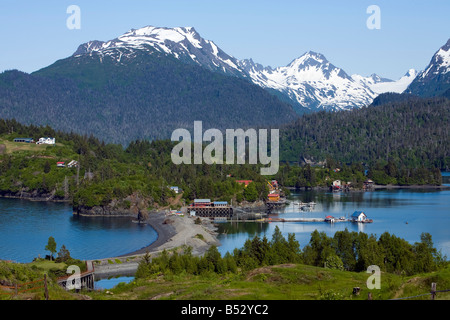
287 51 328 68
443 38 450 50
71 25 246 78
406 38 450 97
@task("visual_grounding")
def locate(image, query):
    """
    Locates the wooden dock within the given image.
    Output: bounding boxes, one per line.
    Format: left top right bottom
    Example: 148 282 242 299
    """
229 217 354 223
269 217 325 222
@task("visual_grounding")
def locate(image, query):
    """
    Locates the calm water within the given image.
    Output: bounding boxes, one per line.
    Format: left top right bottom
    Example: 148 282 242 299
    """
0 198 157 263
217 173 450 258
95 276 135 290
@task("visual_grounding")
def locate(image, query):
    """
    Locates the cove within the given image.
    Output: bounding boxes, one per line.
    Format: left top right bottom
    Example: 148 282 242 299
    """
0 198 157 263
217 173 450 259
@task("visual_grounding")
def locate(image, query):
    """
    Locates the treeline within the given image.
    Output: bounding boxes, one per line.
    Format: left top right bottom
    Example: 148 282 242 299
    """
274 158 442 189
280 96 450 170
136 227 447 279
368 160 442 186
274 161 367 188
302 229 446 274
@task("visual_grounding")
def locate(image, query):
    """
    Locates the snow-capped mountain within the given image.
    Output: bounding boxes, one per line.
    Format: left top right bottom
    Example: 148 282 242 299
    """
239 51 378 111
73 26 245 78
406 38 450 97
73 25 430 112
352 69 418 94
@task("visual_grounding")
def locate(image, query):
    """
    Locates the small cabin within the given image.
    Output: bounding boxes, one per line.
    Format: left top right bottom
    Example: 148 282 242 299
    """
325 215 335 223
36 137 55 145
14 138 34 143
213 201 228 207
332 180 342 187
56 162 65 168
364 179 375 189
351 211 367 222
192 199 211 207
169 186 180 194
267 193 280 202
67 160 79 168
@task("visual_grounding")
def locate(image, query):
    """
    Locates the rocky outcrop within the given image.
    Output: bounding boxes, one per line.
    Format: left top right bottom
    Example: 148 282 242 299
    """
74 192 155 217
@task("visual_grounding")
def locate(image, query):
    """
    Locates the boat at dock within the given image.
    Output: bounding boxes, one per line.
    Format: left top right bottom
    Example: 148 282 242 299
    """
297 201 316 212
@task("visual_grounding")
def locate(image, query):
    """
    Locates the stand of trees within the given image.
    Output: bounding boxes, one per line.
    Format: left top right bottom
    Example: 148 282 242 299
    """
136 227 447 279
279 96 450 170
273 158 442 189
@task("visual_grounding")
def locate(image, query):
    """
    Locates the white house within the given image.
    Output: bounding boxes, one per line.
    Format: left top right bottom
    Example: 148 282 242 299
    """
169 186 180 194
67 160 79 168
36 137 55 145
351 211 367 222
332 180 341 187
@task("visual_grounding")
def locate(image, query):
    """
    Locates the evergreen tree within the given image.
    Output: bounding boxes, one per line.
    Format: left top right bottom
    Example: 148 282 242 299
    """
45 236 57 261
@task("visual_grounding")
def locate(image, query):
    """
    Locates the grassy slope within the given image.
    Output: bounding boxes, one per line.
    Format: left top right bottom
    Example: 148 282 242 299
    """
3 259 450 300
0 260 88 300
86 264 450 301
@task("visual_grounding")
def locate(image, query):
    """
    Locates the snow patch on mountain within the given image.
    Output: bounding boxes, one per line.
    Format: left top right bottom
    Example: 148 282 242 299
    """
421 39 450 78
73 25 244 77
405 38 450 97
352 69 418 94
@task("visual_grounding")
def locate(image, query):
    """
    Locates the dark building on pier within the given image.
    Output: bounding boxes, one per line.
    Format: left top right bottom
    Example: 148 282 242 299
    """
189 199 233 218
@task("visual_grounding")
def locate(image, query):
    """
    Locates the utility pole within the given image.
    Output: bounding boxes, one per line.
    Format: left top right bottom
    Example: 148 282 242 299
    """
76 155 80 188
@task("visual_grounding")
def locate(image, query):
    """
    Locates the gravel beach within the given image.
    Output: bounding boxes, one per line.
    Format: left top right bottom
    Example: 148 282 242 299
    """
92 212 221 278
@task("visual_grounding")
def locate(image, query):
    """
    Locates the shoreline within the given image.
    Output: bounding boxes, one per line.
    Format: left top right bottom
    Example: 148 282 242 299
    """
286 184 450 191
90 212 221 278
0 194 70 202
372 184 450 189
119 211 178 256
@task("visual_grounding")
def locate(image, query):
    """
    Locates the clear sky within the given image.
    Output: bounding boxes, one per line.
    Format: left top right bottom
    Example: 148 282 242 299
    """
0 0 449 79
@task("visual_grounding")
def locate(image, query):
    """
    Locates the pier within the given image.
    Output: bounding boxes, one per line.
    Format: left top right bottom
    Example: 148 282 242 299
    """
223 216 372 224
269 217 326 222
57 261 95 291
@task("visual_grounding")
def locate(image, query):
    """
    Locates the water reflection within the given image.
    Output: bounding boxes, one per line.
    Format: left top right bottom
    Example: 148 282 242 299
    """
217 183 450 258
217 220 269 236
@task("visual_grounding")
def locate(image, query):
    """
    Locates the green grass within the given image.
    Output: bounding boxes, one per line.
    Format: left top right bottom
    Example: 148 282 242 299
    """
0 260 89 300
3 260 450 300
0 139 46 154
85 264 450 301
27 259 67 272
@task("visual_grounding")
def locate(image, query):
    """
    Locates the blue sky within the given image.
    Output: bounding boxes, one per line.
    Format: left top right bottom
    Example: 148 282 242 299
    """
0 0 449 79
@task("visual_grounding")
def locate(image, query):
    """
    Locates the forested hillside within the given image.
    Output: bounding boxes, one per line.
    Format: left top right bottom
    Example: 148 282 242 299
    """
0 50 297 145
0 119 272 212
280 96 450 170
